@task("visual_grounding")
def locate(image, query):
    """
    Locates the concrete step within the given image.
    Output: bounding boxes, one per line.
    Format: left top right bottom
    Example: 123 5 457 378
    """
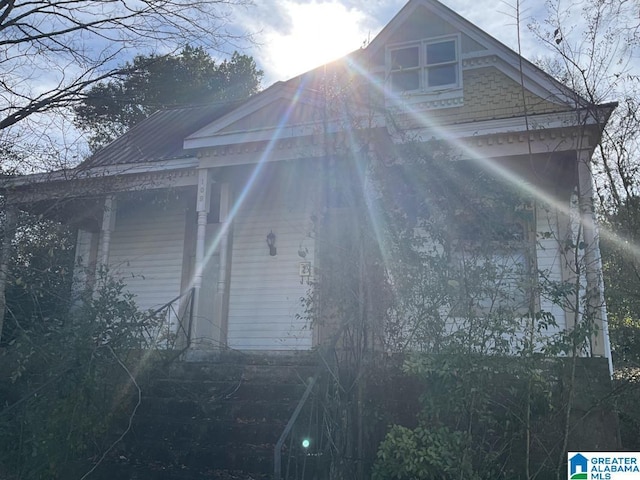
129 414 291 445
154 361 318 385
138 397 305 422
117 358 321 477
144 379 311 401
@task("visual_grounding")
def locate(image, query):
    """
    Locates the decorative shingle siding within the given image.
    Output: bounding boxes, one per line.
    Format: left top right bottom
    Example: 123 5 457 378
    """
462 67 567 120
397 67 571 128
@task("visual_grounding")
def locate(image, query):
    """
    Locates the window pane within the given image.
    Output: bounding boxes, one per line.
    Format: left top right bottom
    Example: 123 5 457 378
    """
427 64 456 87
453 248 529 313
391 70 420 91
426 40 456 64
479 251 528 310
390 47 419 70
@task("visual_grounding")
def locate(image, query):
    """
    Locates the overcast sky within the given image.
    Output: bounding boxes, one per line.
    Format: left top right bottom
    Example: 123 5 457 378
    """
237 0 552 85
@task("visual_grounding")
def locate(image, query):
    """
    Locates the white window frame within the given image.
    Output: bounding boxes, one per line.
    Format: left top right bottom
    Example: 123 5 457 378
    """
387 35 461 94
424 37 459 89
450 211 534 315
388 44 421 92
452 239 532 314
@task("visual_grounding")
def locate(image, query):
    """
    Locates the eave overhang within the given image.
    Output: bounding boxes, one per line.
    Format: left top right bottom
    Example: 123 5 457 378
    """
1 157 200 206
395 102 617 157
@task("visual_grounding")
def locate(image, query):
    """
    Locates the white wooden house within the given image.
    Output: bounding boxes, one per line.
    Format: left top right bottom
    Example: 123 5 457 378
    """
2 0 614 364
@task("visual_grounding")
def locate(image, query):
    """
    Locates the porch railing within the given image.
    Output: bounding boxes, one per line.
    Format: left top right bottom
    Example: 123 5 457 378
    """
145 287 195 350
274 371 321 480
274 325 346 480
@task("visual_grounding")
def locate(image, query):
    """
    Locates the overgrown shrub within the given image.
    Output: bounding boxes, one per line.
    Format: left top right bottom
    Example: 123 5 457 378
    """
0 269 166 479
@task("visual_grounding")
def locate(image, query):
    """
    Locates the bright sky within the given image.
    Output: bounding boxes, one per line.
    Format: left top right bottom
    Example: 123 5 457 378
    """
256 1 371 81
239 0 550 85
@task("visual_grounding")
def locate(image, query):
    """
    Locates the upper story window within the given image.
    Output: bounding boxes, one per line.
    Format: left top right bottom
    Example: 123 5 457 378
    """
388 37 460 93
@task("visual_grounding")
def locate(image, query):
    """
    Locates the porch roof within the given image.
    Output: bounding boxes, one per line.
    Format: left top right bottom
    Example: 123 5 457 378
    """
78 101 241 169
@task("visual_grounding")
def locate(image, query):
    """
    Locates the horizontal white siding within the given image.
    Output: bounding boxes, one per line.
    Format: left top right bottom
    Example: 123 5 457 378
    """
107 197 186 312
227 199 314 351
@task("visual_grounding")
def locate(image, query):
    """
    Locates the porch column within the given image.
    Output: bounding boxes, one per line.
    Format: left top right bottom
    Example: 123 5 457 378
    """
191 168 211 348
0 204 17 341
71 228 100 305
215 182 232 347
99 195 117 266
577 149 611 368
557 198 578 332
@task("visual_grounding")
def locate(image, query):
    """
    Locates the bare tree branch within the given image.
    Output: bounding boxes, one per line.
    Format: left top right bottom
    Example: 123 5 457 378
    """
0 0 253 142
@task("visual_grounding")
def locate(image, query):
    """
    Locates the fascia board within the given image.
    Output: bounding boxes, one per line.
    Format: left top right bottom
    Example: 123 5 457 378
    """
3 157 199 187
184 84 288 143
198 146 328 169
184 111 387 149
77 157 199 177
184 82 326 147
397 108 607 143
184 122 336 149
184 122 322 149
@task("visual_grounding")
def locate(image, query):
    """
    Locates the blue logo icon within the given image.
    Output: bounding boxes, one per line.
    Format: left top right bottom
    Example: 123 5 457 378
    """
569 453 588 479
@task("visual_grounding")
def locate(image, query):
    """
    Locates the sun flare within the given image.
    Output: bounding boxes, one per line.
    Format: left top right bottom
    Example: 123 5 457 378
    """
262 1 371 82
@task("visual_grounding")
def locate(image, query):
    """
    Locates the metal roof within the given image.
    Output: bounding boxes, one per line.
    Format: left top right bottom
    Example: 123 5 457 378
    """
78 101 240 169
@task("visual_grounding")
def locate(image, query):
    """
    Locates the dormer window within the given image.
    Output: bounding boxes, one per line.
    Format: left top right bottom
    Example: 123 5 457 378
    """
388 37 460 93
426 40 457 87
390 46 420 91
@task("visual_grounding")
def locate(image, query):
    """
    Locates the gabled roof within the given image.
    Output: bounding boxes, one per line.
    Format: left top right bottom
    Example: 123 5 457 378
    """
78 101 241 169
184 0 597 152
364 0 586 107
183 57 365 150
78 0 607 169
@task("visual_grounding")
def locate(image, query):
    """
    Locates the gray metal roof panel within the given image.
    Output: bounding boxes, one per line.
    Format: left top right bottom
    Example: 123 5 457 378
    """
78 102 240 169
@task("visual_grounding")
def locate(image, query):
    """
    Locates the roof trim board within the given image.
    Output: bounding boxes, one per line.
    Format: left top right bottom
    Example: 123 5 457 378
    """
184 81 327 146
4 157 200 187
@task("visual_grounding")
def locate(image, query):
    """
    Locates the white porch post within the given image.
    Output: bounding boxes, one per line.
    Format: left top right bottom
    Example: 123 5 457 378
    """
71 228 99 305
192 168 211 348
577 149 612 371
215 182 231 347
99 195 117 266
